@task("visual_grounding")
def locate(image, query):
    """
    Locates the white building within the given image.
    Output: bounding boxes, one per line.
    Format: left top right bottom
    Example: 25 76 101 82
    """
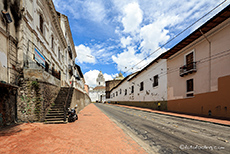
108 55 167 110
0 0 87 124
12 0 87 89
89 71 106 103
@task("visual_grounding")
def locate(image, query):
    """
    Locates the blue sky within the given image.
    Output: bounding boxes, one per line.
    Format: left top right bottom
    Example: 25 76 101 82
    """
53 0 230 87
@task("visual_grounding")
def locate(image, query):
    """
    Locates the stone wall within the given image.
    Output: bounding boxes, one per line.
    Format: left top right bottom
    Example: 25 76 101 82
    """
69 88 91 114
17 79 60 122
0 87 17 126
23 69 61 87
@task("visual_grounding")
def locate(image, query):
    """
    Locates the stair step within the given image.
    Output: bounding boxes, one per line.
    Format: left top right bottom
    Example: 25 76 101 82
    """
49 109 64 112
49 110 64 112
50 108 64 110
45 118 64 121
50 104 64 107
50 107 64 109
43 87 74 125
51 106 64 109
47 111 65 114
44 121 67 124
46 114 64 118
45 115 64 119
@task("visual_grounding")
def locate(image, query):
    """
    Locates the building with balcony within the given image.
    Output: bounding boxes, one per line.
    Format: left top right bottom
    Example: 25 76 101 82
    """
107 4 230 119
163 4 230 119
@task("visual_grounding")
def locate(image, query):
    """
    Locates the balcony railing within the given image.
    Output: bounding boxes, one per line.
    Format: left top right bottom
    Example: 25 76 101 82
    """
180 62 197 77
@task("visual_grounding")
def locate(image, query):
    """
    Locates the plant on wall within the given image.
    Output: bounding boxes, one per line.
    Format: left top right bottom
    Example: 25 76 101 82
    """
31 80 42 121
20 95 35 115
31 80 39 91
19 80 42 122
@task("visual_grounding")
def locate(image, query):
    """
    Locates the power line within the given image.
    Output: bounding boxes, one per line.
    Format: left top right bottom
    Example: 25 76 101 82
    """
158 48 230 78
123 0 227 75
110 48 230 93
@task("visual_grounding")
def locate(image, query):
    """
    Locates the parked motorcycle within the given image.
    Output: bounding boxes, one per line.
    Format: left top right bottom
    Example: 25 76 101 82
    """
68 106 78 122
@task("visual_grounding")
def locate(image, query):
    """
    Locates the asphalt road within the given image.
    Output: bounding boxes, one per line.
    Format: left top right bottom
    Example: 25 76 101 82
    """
95 103 230 154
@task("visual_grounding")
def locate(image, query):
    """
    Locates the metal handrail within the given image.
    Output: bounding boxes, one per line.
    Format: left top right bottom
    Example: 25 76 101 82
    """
180 62 197 76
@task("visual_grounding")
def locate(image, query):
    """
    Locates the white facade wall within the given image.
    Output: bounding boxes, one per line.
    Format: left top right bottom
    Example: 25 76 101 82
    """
132 59 167 101
0 32 8 83
17 0 79 88
89 72 106 102
21 0 66 69
109 59 167 102
89 90 106 103
109 76 131 102
0 1 20 84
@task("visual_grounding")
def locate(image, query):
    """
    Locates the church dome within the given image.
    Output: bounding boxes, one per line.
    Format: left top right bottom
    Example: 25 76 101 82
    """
115 72 124 80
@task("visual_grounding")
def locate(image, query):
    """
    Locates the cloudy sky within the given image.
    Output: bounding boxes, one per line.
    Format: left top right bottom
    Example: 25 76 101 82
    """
53 0 230 87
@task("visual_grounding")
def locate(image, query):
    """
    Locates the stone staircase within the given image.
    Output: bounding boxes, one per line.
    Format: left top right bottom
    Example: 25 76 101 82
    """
44 87 74 124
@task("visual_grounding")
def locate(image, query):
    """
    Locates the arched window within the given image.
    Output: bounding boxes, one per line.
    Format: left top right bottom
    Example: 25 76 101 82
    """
39 14 44 34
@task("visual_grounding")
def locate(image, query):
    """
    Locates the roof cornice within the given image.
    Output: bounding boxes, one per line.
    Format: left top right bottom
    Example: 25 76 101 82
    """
162 4 230 59
62 14 77 58
47 0 67 48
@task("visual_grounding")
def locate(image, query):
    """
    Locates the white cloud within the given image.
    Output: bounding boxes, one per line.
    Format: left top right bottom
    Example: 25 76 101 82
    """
104 73 114 81
121 2 143 33
139 17 175 52
75 45 96 64
112 46 145 73
120 36 132 48
53 0 106 22
54 0 230 75
112 0 228 74
84 70 116 87
84 1 106 22
84 70 100 87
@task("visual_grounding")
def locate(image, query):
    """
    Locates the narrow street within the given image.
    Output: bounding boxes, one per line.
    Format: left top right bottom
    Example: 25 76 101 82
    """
95 103 230 154
0 104 147 154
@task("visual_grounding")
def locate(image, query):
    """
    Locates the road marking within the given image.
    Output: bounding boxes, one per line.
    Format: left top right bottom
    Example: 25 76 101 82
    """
217 137 228 143
191 130 198 133
173 124 178 128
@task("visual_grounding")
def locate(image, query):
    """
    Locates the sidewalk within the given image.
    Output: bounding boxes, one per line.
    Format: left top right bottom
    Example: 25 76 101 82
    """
0 104 147 154
112 104 230 126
